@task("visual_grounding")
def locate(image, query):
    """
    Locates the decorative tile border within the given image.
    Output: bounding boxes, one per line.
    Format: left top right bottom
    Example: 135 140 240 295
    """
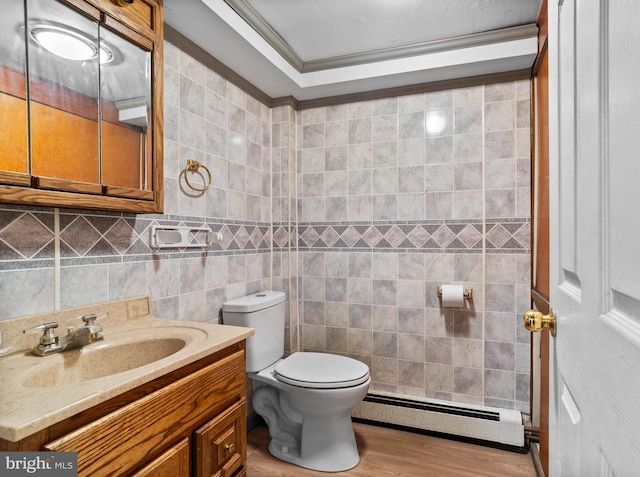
273 219 529 252
0 210 272 266
1 210 528 267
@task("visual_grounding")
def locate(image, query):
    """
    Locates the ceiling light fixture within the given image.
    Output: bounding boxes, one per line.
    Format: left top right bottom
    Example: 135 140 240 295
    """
28 24 114 64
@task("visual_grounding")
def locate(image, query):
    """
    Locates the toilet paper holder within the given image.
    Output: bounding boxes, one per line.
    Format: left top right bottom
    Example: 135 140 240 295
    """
437 285 473 300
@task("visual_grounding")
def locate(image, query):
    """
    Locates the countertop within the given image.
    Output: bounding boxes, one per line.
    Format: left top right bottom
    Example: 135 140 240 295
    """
0 316 253 442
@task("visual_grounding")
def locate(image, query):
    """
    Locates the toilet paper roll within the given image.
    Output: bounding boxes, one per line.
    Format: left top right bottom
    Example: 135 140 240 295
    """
440 284 465 308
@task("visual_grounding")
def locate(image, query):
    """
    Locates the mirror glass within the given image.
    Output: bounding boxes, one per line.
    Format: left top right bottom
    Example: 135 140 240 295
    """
100 26 152 191
28 0 100 186
0 1 29 175
0 0 153 195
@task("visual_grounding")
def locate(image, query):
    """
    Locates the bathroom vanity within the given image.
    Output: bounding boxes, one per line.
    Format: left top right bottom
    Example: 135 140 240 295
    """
0 297 253 477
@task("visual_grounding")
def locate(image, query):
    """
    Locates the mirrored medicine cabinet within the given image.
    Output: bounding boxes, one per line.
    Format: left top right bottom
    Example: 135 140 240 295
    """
0 0 163 213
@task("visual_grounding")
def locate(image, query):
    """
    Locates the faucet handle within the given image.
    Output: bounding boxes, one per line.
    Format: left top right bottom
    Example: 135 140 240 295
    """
78 314 105 341
80 313 98 326
78 313 108 327
23 322 59 345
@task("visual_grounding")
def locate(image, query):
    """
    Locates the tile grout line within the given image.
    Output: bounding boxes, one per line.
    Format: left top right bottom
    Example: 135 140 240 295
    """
54 208 60 310
481 86 487 405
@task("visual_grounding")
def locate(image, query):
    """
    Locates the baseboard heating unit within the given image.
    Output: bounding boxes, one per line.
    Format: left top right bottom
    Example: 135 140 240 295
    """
352 394 525 450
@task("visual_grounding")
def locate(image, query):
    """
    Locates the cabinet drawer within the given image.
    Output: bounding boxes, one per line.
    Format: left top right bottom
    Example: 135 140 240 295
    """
195 400 247 477
44 350 245 477
132 437 190 477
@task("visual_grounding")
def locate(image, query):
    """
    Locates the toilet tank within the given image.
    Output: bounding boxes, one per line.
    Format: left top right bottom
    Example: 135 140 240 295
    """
222 291 286 373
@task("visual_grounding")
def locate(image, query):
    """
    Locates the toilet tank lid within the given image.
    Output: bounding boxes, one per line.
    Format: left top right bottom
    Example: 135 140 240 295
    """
222 291 286 313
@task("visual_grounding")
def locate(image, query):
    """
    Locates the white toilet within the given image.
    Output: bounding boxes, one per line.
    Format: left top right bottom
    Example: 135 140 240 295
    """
222 291 370 472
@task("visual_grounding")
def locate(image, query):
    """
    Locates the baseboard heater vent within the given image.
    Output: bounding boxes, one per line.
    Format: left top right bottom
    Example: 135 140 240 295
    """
352 393 525 450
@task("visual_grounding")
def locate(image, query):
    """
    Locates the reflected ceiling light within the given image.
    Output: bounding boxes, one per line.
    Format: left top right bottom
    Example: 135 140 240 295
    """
28 24 114 64
425 110 447 136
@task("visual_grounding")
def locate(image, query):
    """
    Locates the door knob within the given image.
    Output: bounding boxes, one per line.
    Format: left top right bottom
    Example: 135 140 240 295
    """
523 308 556 336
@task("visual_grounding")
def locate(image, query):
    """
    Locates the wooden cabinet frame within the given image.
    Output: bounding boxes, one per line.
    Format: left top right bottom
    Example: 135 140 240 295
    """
0 0 164 213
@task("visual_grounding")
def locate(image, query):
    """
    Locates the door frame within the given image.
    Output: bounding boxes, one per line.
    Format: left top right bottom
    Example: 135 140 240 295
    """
529 0 550 475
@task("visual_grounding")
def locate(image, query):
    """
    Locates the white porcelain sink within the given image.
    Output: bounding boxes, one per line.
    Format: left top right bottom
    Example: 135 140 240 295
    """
21 337 187 387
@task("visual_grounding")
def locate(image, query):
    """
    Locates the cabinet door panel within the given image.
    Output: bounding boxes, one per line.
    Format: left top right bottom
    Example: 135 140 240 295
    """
195 400 247 477
132 437 190 477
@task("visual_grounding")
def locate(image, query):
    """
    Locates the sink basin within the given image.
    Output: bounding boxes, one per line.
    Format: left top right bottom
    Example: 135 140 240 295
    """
22 337 186 388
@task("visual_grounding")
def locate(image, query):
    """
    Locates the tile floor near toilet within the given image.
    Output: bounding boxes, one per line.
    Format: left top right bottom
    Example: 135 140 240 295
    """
246 421 536 477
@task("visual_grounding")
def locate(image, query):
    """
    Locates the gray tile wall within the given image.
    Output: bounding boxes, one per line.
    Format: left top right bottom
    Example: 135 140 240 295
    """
272 105 300 354
0 40 530 413
0 40 274 324
293 83 531 412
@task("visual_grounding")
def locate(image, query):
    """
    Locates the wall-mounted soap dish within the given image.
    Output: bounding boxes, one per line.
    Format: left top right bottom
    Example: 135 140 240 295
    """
149 225 223 249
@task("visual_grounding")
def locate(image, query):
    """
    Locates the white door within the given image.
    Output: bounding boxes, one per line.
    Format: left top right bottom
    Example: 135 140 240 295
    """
547 0 640 475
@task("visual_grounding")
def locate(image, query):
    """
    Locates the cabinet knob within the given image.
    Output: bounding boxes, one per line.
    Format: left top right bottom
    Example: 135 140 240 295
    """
224 443 235 454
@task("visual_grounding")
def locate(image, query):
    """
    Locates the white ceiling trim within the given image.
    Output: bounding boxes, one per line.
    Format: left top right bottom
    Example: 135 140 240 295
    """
201 0 301 79
302 25 537 73
296 38 538 88
224 0 537 74
201 0 537 90
224 0 304 71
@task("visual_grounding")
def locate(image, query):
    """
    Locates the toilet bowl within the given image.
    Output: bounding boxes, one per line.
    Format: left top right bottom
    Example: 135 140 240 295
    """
222 291 370 472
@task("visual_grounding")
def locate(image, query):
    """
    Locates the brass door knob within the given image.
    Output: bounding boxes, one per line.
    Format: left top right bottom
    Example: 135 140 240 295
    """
523 308 556 336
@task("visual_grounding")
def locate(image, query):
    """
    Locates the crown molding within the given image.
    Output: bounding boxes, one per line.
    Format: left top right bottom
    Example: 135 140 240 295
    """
224 0 537 74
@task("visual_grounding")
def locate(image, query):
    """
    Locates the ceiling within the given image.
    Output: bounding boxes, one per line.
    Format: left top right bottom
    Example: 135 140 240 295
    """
163 0 542 102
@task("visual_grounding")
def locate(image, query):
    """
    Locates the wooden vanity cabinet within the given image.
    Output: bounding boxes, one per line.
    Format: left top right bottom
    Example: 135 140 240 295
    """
195 401 247 477
0 342 248 477
133 437 191 477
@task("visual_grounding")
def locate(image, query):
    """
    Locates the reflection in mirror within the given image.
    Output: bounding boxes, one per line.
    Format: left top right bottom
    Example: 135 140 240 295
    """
27 0 101 189
0 1 28 176
100 27 151 191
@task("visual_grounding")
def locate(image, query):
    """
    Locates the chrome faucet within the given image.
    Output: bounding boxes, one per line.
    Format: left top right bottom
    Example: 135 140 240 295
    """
23 314 104 356
63 314 104 350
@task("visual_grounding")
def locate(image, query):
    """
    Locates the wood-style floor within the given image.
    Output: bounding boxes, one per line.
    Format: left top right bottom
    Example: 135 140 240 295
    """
247 422 536 477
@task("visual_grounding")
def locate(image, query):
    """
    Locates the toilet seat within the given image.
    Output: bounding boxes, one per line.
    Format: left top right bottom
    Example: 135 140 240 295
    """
274 352 370 389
